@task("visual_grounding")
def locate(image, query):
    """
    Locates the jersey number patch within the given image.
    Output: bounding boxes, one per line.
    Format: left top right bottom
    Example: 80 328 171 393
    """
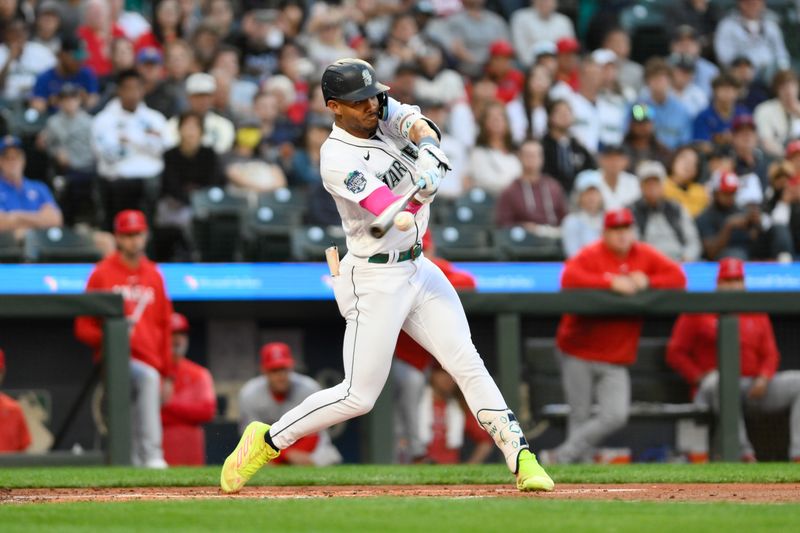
345 170 367 194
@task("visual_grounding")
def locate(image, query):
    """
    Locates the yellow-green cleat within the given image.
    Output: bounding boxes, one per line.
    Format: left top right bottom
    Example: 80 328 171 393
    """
220 421 280 493
516 449 555 492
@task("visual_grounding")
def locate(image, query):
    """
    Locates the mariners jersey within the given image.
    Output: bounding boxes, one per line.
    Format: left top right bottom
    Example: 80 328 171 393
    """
320 97 431 257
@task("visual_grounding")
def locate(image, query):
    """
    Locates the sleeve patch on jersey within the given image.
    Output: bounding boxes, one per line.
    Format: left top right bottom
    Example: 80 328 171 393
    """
345 170 367 194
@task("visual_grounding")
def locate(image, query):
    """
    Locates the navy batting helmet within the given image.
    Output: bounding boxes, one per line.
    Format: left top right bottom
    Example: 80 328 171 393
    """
321 59 390 106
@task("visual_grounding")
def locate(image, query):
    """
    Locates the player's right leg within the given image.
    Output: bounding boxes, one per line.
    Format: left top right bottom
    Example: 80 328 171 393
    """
221 259 413 493
402 258 553 491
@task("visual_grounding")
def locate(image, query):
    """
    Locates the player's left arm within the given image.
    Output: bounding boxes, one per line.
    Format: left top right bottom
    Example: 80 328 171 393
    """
384 97 451 173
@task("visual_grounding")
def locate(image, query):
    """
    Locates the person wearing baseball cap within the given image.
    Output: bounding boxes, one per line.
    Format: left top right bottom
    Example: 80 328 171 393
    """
75 208 174 468
668 257 800 463
669 23 719 98
486 40 523 103
139 48 184 119
0 348 33 452
785 139 800 171
697 170 750 259
237 343 342 466
631 160 701 261
554 36 580 91
160 313 216 466
561 171 604 257
41 83 97 225
31 34 98 114
0 135 63 239
163 72 234 154
696 170 771 260
623 103 672 174
540 207 685 464
667 53 707 118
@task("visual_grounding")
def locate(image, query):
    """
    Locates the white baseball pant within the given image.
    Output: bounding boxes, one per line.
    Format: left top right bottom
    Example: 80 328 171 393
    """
268 254 512 460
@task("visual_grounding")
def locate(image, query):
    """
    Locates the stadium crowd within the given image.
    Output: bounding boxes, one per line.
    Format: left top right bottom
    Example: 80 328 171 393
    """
0 0 799 263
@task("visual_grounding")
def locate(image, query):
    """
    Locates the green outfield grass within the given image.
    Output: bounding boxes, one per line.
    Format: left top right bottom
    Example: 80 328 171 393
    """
1 498 799 533
2 463 800 488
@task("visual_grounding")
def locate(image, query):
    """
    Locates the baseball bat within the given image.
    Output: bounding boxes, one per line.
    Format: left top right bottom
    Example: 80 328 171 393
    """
369 179 424 238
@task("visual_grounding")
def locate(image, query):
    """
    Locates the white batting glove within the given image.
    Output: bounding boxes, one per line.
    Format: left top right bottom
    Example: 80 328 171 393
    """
417 143 451 174
414 168 442 204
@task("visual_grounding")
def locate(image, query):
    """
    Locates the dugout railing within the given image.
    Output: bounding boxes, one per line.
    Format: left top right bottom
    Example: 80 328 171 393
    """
0 294 129 466
463 290 800 462
0 290 797 465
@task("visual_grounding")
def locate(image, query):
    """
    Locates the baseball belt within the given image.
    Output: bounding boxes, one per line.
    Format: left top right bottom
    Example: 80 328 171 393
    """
368 243 423 264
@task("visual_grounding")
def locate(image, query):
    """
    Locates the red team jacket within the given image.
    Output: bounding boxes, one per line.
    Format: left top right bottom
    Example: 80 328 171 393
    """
161 358 217 465
556 241 687 365
0 393 31 452
75 252 174 376
667 313 780 392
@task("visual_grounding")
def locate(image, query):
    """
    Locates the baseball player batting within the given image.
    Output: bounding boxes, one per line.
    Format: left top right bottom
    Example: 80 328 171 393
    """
220 59 553 492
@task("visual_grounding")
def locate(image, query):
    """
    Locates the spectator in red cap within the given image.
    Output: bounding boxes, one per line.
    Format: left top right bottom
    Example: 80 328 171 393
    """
485 40 523 104
668 258 800 462
554 36 580 91
697 171 792 260
0 349 32 453
511 0 576 68
160 313 216 466
785 140 800 175
541 208 685 464
238 342 341 466
75 209 174 468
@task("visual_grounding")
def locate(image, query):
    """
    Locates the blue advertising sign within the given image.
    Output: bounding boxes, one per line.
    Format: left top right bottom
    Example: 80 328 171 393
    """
0 262 798 300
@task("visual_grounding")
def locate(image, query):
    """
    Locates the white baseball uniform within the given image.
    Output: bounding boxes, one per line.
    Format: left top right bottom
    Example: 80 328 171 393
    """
267 97 529 473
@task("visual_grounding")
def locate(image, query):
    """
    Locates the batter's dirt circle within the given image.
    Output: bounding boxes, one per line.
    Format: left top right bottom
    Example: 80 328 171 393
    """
2 484 799 504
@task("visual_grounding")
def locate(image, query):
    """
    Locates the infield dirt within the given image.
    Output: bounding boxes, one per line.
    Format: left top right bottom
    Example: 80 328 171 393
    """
3 484 800 504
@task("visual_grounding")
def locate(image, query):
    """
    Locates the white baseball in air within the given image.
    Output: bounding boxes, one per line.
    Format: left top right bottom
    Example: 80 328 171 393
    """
393 211 414 231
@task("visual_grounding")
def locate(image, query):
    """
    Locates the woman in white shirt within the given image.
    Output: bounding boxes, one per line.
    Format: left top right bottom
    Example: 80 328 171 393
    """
754 70 800 157
507 64 552 145
466 101 522 196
